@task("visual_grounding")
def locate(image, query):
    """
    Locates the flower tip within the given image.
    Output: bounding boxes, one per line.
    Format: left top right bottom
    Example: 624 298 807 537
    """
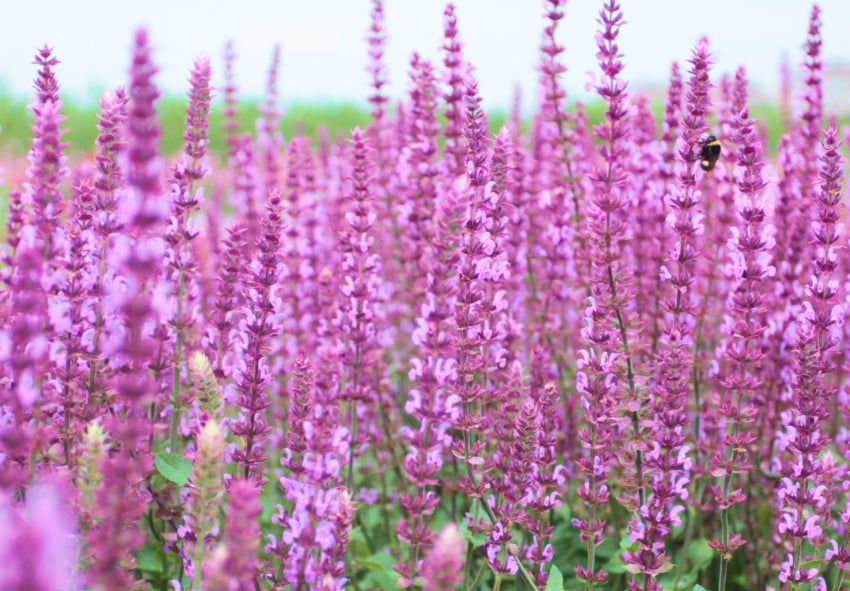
134 27 150 49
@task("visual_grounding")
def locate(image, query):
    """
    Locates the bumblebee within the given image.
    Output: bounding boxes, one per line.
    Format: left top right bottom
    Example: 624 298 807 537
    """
699 134 721 172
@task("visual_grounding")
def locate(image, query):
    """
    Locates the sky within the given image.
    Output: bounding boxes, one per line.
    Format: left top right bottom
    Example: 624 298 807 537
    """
1 0 849 113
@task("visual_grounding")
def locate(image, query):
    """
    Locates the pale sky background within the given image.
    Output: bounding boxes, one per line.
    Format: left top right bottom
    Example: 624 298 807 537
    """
1 0 849 112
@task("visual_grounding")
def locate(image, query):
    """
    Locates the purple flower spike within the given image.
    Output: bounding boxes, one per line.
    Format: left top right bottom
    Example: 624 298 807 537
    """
181 55 213 183
273 357 352 588
28 75 69 271
257 44 282 195
679 37 714 182
231 191 285 483
336 126 386 490
111 28 166 404
221 40 240 158
441 3 468 176
799 5 823 150
366 0 389 127
661 62 682 175
32 45 60 105
708 96 772 589
126 27 163 225
0 478 79 591
776 125 844 584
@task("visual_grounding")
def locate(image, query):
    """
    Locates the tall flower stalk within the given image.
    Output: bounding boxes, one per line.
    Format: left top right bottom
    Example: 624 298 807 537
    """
167 56 212 450
86 88 128 416
648 35 713 589
231 191 285 483
711 101 772 591
776 125 844 589
337 128 384 491
114 27 166 403
273 356 352 588
441 3 467 177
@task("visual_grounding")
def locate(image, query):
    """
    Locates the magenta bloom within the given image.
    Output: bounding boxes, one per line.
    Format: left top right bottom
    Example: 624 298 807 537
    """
0 479 79 591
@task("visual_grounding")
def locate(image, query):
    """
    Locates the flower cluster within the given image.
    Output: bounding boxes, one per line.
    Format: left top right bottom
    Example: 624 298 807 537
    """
0 5 847 591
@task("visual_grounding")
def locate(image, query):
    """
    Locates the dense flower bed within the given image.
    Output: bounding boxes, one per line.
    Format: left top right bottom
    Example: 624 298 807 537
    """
0 1 847 590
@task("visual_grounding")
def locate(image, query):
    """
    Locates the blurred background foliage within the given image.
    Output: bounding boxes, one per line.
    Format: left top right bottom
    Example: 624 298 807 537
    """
0 93 806 161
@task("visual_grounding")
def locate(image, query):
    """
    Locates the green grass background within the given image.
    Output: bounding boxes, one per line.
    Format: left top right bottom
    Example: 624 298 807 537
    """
0 94 378 157
0 93 796 160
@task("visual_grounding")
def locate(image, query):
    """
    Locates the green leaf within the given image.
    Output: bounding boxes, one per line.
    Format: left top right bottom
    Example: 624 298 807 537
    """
358 551 395 574
604 552 627 574
359 504 383 530
134 545 164 574
357 552 397 591
154 452 192 485
656 560 674 574
544 565 565 591
688 538 714 570
693 585 710 591
458 520 486 547
660 570 696 590
801 558 824 570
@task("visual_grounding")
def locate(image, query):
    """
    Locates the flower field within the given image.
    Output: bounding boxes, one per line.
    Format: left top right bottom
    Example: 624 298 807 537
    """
1 1 849 590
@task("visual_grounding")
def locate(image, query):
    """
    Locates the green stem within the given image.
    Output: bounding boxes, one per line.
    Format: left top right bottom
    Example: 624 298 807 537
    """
492 572 503 591
347 400 358 491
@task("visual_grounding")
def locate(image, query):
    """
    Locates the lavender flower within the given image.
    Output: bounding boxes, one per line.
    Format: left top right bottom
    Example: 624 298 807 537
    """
441 4 467 177
112 27 166 403
165 55 213 449
0 479 79 591
257 44 282 195
231 191 285 483
32 46 60 104
56 181 97 465
221 40 240 159
366 0 389 129
273 356 352 588
208 224 247 379
397 137 463 585
336 127 385 490
28 75 68 272
709 99 773 590
661 62 682 176
85 88 128 417
0 6 843 590
776 125 844 586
